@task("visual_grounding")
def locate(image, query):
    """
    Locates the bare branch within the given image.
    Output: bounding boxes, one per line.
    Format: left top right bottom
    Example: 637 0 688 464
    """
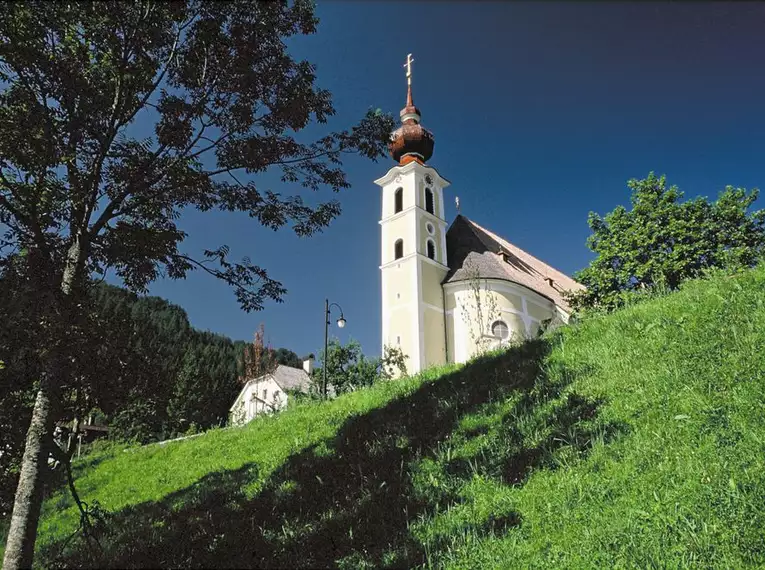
202 145 352 178
176 253 258 292
187 130 233 160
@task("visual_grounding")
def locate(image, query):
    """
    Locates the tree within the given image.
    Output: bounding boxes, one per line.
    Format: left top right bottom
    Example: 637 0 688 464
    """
459 259 504 356
238 324 275 385
164 331 243 436
270 347 302 369
312 338 370 396
0 2 394 566
380 344 408 379
567 173 765 312
87 283 250 442
237 323 301 381
0 261 42 518
312 339 409 396
0 276 302 528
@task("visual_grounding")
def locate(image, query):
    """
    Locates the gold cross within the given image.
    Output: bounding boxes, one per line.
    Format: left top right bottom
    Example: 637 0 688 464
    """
403 53 414 86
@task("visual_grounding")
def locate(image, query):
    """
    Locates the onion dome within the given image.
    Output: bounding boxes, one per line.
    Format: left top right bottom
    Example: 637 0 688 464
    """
389 79 435 165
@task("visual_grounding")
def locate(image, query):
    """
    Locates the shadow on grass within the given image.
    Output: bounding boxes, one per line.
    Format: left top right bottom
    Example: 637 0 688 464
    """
444 390 625 487
44 337 624 569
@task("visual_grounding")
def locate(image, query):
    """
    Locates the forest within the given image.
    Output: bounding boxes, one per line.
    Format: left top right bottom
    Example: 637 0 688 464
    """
0 274 300 516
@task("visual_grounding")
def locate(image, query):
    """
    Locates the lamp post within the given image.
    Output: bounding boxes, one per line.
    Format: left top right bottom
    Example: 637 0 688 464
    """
323 298 346 400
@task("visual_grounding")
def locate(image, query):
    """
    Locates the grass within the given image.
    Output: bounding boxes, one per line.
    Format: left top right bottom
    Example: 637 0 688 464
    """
4 265 765 568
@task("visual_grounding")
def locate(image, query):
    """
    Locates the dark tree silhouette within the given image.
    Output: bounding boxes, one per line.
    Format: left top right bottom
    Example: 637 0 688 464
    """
0 2 394 566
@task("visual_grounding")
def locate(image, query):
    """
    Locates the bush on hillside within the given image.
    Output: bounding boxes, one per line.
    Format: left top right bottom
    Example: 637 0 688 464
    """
567 172 765 312
311 339 409 397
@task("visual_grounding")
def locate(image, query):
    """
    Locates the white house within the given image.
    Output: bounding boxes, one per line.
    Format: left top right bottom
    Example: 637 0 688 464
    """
229 358 314 426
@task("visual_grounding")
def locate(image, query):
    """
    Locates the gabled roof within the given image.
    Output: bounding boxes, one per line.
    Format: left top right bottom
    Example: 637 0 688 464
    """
444 215 585 312
230 365 311 411
270 364 312 392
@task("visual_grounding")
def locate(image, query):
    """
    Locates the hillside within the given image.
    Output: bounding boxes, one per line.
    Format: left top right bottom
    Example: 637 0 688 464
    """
5 265 765 568
0 280 306 515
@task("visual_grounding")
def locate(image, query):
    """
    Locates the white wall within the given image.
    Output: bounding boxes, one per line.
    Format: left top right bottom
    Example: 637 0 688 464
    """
231 376 289 426
445 279 562 364
375 162 451 375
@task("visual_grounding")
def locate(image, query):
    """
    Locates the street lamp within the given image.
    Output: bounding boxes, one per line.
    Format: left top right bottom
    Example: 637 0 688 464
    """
323 299 346 400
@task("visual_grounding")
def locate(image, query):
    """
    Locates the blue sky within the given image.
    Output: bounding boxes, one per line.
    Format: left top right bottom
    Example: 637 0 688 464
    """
144 1 765 357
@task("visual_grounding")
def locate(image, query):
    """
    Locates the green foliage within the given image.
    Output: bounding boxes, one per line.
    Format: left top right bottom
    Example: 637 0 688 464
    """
83 283 247 442
312 338 380 396
0 2 394 564
0 1 395 310
380 344 409 379
568 172 765 311
12 265 765 568
270 348 302 369
67 284 300 441
312 339 409 396
0 259 43 517
0 278 300 513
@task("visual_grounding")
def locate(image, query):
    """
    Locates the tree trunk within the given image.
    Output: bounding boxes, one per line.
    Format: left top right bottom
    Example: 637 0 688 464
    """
2 383 55 570
2 238 85 569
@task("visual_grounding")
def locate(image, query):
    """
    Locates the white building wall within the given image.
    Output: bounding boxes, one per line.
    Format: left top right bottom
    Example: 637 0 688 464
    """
375 161 451 376
444 279 565 364
231 376 289 426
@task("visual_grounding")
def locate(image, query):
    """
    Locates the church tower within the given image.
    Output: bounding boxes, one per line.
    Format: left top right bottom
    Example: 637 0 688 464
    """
374 54 450 376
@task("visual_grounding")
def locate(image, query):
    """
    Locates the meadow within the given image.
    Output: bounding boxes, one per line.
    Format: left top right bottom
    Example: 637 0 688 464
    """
4 265 765 568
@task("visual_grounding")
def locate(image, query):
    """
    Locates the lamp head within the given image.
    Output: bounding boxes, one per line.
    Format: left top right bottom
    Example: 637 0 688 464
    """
336 317 346 329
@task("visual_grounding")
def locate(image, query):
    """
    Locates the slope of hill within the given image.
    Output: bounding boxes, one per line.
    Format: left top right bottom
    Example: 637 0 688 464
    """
5 265 765 568
0 281 303 518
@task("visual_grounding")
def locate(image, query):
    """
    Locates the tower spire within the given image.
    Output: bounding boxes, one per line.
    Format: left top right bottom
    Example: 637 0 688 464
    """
389 52 434 165
404 53 414 107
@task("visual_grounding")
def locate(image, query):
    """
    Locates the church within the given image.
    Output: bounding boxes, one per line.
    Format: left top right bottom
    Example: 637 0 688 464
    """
377 55 585 376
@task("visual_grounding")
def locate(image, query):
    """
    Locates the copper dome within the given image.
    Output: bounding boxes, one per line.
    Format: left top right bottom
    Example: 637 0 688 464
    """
389 123 434 164
388 85 435 165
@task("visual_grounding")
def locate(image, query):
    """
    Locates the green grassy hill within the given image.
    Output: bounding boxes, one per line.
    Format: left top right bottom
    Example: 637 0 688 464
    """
5 265 765 568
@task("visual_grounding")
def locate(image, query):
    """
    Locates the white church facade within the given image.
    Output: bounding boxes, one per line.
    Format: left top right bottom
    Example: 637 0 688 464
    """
378 55 585 376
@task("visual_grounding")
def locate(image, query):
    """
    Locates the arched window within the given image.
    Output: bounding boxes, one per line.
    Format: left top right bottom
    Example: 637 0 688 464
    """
394 239 404 260
394 187 403 214
491 320 509 340
426 239 436 260
425 187 434 214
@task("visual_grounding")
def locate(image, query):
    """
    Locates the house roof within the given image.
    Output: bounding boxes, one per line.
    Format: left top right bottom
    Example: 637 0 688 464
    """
443 215 585 312
230 365 312 412
270 365 312 392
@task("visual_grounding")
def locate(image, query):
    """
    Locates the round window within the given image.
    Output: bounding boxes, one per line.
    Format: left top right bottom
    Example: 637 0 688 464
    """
491 320 509 340
426 222 435 235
